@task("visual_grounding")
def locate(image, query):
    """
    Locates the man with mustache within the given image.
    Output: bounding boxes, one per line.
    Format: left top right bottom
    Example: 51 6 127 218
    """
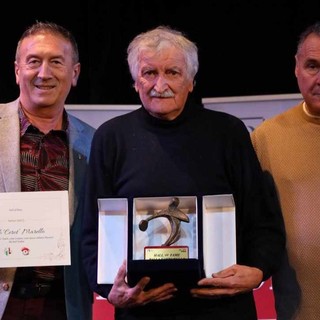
82 25 285 320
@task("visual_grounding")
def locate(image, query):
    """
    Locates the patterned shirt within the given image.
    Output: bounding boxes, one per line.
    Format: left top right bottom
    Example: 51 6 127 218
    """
15 106 69 284
19 107 69 191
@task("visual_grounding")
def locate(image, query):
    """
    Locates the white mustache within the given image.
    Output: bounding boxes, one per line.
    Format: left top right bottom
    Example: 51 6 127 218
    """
150 89 175 98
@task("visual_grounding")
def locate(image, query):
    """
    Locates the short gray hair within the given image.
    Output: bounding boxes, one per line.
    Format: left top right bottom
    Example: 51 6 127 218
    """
127 25 199 82
296 21 320 55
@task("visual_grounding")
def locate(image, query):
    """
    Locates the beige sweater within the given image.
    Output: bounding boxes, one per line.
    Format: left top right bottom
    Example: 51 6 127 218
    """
251 102 320 320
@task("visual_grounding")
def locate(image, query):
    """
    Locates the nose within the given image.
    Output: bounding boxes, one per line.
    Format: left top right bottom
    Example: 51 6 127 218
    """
37 62 52 78
154 75 169 92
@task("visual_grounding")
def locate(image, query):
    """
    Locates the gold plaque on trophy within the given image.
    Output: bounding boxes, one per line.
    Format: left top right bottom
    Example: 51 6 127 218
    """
144 246 189 260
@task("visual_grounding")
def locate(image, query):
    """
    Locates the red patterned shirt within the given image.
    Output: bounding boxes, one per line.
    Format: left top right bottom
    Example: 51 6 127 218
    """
15 106 69 285
19 107 69 192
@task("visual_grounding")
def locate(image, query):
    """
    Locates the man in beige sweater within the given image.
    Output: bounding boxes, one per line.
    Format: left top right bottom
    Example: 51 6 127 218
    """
251 21 320 320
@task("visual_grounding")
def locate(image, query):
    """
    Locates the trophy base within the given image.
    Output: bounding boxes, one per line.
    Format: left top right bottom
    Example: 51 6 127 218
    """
127 258 204 291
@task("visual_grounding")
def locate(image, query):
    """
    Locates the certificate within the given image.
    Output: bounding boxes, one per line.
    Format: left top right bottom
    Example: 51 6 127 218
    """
0 190 70 267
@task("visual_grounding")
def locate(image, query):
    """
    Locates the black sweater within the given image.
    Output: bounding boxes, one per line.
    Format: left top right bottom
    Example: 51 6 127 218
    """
82 100 285 319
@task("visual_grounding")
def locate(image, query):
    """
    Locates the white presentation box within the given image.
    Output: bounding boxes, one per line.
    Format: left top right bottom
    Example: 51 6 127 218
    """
97 198 128 284
97 194 236 285
202 194 236 276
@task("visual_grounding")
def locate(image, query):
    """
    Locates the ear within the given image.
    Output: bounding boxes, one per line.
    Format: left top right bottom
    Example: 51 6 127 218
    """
134 82 139 92
188 79 194 93
294 55 299 78
14 61 20 85
72 63 81 87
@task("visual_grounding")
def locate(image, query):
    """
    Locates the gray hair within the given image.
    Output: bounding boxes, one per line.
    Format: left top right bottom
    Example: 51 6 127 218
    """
127 25 199 82
15 21 79 64
296 21 320 55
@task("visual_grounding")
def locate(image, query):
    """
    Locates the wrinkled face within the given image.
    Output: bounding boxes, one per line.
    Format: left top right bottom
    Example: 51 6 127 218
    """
15 33 80 112
134 47 194 120
295 33 320 116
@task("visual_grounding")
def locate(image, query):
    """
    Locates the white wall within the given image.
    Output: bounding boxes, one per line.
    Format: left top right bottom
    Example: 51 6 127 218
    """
65 104 140 129
202 93 302 131
66 93 303 130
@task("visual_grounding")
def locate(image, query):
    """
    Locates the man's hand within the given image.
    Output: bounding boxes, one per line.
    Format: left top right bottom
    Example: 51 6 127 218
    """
190 264 263 298
108 260 177 308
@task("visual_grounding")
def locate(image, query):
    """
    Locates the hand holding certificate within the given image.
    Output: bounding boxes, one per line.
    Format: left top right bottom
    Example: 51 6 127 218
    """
0 190 70 267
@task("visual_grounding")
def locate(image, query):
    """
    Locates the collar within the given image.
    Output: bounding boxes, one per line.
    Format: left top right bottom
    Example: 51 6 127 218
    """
302 101 320 119
18 104 69 136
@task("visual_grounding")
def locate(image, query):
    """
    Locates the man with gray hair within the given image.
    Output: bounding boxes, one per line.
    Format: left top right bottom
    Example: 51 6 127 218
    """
82 25 285 320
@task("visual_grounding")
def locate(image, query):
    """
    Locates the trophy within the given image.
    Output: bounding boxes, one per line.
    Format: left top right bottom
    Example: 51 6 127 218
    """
127 196 202 289
97 194 237 288
139 197 189 246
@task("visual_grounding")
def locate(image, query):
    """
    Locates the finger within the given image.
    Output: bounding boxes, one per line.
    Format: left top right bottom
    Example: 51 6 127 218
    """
113 261 127 284
153 283 177 297
132 276 151 293
142 284 177 304
153 293 176 302
191 287 240 298
212 266 236 278
197 277 228 286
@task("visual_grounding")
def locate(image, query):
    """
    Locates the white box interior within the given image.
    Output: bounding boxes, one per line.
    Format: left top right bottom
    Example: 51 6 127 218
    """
97 198 127 284
202 194 236 277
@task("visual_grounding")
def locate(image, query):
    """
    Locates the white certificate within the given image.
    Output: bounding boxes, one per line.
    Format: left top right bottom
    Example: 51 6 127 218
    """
0 190 70 267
